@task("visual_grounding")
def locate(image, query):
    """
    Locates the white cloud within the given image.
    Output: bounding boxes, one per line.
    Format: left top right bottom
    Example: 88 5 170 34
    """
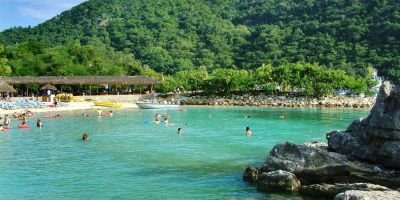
17 0 87 20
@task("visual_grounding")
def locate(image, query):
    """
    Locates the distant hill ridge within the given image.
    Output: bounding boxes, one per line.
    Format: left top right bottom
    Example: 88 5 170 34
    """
1 0 399 80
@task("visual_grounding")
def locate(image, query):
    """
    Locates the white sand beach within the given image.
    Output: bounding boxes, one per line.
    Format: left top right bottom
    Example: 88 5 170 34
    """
0 94 142 115
0 101 139 115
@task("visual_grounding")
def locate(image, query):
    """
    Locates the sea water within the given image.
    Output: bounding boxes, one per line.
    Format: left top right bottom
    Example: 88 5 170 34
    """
0 106 369 199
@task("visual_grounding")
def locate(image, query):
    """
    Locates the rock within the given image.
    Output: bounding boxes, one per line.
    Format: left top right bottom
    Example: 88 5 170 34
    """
304 141 328 149
257 170 300 192
262 142 400 187
334 190 400 200
243 166 260 182
328 82 400 169
301 183 391 198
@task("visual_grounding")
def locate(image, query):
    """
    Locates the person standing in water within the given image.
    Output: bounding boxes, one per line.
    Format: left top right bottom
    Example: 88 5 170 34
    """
4 114 10 127
36 119 43 128
246 127 252 137
97 108 103 116
177 127 182 135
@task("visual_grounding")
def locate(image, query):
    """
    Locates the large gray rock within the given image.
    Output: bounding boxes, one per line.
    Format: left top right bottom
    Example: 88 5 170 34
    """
257 170 301 192
328 82 400 169
334 190 400 200
262 142 400 188
301 183 391 198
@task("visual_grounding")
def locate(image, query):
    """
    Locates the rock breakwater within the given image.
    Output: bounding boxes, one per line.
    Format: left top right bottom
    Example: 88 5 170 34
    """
181 95 375 108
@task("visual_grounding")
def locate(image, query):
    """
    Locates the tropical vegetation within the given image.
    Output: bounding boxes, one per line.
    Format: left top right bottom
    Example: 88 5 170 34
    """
1 0 398 96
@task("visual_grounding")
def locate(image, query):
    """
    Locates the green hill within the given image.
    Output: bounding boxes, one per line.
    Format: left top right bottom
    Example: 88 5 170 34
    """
0 0 399 81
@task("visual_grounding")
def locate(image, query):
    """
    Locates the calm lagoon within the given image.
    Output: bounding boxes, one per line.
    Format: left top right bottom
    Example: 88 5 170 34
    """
0 106 369 199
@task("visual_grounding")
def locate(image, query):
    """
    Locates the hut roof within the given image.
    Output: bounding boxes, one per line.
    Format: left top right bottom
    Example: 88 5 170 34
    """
0 80 17 92
1 76 159 85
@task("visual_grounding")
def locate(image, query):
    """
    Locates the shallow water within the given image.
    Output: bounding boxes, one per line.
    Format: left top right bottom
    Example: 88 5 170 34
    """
0 106 369 199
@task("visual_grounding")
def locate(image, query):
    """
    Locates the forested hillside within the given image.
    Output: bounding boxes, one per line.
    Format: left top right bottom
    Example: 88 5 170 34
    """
0 0 399 92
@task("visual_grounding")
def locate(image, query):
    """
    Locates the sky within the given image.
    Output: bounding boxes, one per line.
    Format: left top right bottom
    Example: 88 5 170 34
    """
0 0 87 31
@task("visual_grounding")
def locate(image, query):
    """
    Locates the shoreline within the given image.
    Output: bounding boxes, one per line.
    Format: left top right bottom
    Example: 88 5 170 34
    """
0 101 139 115
1 94 376 115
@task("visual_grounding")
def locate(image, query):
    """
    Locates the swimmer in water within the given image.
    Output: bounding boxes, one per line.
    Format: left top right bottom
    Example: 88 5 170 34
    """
154 118 160 124
82 133 89 141
163 116 169 125
178 127 182 134
246 126 252 137
36 119 43 128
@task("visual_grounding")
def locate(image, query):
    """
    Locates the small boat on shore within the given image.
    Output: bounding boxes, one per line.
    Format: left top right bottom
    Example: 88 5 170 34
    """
136 92 180 109
94 101 122 108
136 102 180 109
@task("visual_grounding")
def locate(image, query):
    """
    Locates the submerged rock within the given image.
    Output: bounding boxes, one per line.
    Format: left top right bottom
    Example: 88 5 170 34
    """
243 166 260 182
257 170 300 192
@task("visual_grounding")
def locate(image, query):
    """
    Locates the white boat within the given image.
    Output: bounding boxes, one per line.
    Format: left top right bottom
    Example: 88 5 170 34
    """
136 92 180 109
136 102 180 109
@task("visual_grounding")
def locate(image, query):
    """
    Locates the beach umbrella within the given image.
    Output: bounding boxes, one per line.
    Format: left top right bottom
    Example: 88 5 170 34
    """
40 84 58 91
0 80 16 93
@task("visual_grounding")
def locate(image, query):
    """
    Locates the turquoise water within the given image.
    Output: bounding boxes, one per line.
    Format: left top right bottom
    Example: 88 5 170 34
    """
0 106 369 199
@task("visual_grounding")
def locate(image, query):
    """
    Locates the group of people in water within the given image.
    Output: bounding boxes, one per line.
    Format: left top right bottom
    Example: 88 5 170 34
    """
0 109 114 141
1 108 254 140
152 112 185 135
0 110 49 130
80 109 113 117
153 113 169 125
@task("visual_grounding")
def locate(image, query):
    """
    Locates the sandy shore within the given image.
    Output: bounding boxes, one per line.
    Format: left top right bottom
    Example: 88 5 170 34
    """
0 101 140 115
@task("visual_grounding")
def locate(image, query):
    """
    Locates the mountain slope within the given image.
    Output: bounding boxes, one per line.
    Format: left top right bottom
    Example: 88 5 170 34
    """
1 0 399 80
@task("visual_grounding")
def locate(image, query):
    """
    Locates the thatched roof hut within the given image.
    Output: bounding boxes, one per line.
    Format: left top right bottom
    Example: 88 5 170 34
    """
1 76 159 85
0 80 17 93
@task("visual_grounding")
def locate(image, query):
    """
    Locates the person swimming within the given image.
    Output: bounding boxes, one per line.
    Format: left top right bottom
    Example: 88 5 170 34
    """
177 127 182 134
36 119 43 128
246 127 252 137
163 116 168 124
82 133 89 141
154 118 161 124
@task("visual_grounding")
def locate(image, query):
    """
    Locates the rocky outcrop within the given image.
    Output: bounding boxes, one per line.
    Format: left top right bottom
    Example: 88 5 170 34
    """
328 82 400 169
244 82 400 198
244 141 400 198
261 142 400 188
334 190 400 200
301 183 391 198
